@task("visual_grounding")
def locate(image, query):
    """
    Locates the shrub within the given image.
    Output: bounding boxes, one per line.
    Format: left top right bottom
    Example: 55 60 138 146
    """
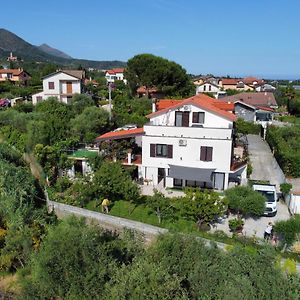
235 118 261 135
274 216 300 246
225 186 265 217
229 218 244 232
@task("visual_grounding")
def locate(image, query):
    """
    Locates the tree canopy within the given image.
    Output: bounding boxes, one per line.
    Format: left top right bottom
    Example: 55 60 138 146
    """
125 54 193 97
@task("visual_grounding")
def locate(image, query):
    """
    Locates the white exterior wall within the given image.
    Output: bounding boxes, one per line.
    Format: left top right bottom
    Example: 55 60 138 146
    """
196 84 220 95
32 72 82 105
141 103 234 190
142 135 232 172
149 104 233 128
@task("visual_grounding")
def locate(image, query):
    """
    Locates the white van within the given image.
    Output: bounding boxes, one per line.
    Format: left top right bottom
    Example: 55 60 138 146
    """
252 184 277 217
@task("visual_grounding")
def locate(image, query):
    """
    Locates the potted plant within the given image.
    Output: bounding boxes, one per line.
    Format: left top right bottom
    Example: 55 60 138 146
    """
229 218 244 233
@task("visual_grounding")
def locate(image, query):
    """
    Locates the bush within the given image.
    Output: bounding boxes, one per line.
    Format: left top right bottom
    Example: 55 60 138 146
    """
225 186 265 217
229 218 244 232
274 216 300 246
235 118 261 135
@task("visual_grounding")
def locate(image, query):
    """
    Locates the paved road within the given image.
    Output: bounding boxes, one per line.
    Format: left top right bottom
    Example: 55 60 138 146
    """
247 134 285 192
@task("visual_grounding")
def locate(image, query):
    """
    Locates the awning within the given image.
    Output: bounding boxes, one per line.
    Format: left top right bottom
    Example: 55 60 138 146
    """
169 165 215 182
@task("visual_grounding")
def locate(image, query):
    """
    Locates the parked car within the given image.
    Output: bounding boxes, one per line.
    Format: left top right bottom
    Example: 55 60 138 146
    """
252 183 277 217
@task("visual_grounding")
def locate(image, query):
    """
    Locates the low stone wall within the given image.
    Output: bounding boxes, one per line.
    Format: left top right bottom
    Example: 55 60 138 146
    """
46 200 168 243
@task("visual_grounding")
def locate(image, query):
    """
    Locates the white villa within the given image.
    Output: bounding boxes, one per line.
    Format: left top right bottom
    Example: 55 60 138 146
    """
96 94 247 191
105 68 126 84
32 70 85 105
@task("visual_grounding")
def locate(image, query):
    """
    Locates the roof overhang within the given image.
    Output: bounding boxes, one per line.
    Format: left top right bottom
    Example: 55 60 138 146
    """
169 165 215 182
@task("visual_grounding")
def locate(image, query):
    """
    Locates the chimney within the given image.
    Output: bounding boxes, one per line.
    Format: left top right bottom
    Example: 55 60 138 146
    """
127 149 132 165
152 98 157 113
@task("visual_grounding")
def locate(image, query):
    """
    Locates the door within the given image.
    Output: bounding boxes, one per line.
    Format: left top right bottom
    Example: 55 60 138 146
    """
175 111 189 127
214 172 225 190
158 168 166 187
66 81 73 94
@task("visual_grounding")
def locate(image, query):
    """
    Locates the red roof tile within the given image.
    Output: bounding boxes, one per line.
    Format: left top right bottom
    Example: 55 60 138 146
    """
0 69 24 76
137 86 158 93
106 68 125 75
221 78 240 85
156 99 184 111
147 94 236 121
212 101 234 111
95 127 144 141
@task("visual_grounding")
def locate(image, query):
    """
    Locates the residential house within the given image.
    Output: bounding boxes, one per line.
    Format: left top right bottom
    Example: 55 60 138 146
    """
195 82 224 98
255 83 276 92
95 94 246 190
7 52 18 62
0 68 31 85
218 92 278 131
219 78 254 91
32 70 85 105
105 68 126 84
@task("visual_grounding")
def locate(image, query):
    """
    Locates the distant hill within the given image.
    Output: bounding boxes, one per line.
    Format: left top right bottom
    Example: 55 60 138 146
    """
37 43 72 59
0 28 126 69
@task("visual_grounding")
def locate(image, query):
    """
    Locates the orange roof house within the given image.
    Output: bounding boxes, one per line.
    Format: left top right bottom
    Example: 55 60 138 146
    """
0 68 31 85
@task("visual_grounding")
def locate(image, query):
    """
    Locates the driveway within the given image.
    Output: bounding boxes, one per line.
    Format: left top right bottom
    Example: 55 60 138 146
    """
212 134 290 239
247 134 285 191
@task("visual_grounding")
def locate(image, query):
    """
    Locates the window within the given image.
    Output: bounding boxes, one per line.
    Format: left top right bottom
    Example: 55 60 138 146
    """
150 144 173 158
200 146 213 161
203 85 206 91
48 82 55 89
175 111 189 127
36 96 43 102
174 179 182 187
209 85 212 91
192 112 205 124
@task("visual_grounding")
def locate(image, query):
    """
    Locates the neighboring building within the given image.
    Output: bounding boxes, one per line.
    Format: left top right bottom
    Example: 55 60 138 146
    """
105 68 126 83
32 70 85 105
219 78 254 91
66 149 98 179
195 82 222 98
7 52 18 62
136 86 164 99
218 92 278 109
255 83 276 92
193 76 219 86
0 68 31 85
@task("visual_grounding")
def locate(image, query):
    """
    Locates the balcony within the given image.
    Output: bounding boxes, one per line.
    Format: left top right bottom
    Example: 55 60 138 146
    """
144 124 232 140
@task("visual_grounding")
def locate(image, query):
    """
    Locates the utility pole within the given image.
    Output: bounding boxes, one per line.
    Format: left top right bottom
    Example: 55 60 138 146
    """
108 82 112 121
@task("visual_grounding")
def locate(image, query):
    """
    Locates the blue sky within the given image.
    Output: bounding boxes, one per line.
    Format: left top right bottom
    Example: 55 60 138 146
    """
1 0 300 78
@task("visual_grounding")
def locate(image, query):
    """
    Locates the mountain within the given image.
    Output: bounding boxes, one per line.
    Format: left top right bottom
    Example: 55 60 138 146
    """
0 28 126 69
37 43 72 59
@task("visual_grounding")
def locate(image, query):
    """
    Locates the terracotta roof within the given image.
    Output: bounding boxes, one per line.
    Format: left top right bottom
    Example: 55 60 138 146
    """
0 69 25 76
243 77 264 85
221 78 240 85
156 99 184 111
212 101 234 111
95 127 144 141
106 68 125 75
147 94 236 121
218 92 277 108
136 86 158 93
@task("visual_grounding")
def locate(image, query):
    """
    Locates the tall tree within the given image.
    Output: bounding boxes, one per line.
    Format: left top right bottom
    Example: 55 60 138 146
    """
125 54 193 97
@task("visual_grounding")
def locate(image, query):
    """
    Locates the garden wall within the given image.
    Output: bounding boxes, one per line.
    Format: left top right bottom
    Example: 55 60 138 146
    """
46 198 168 243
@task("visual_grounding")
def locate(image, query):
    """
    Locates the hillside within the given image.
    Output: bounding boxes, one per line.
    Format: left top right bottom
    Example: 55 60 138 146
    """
37 43 72 59
0 28 126 69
